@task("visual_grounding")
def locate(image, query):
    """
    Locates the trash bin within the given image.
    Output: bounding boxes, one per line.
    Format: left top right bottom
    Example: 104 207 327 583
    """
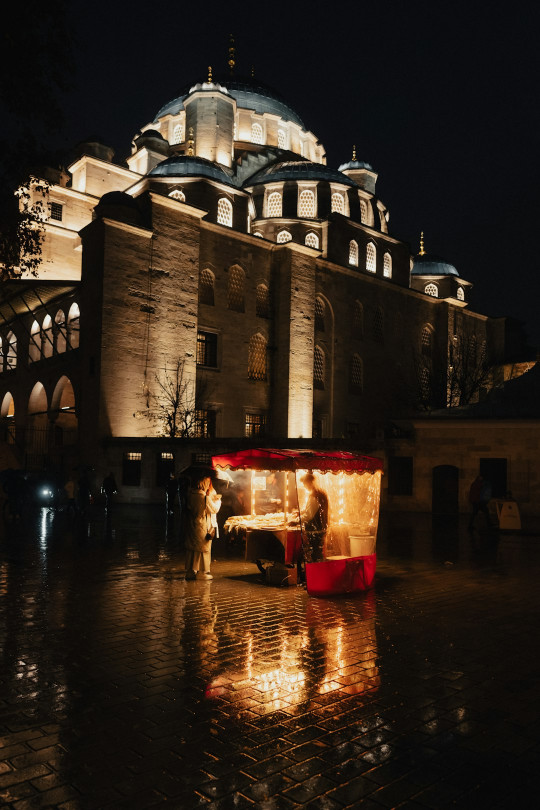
494 498 521 531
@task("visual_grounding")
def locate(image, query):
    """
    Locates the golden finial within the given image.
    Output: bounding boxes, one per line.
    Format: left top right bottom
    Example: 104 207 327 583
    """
352 144 357 162
207 65 212 83
251 65 255 78
228 33 235 73
419 231 426 256
187 127 194 156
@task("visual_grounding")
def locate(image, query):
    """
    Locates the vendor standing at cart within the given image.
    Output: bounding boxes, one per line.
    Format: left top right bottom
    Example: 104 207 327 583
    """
300 473 329 562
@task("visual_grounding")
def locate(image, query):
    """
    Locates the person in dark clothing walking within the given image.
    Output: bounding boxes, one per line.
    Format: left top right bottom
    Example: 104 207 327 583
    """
468 474 491 529
102 472 117 510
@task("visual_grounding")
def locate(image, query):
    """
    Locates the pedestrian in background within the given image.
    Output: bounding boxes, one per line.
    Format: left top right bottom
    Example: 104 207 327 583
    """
102 472 118 510
468 474 492 529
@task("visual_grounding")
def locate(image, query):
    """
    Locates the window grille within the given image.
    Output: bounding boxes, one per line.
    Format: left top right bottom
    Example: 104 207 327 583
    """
251 122 263 144
172 124 183 144
353 300 363 337
457 286 464 301
217 198 233 227
169 189 185 202
383 252 392 278
425 283 438 298
373 307 384 342
305 232 319 249
314 346 325 389
298 189 315 218
277 230 291 243
227 265 245 311
267 191 282 217
360 199 368 224
193 409 216 439
315 298 325 332
421 326 433 355
199 269 214 306
331 193 345 214
196 331 217 367
245 412 266 437
349 240 358 266
278 129 286 149
248 334 267 380
50 202 63 221
366 242 376 272
420 367 431 398
256 284 270 318
349 354 363 393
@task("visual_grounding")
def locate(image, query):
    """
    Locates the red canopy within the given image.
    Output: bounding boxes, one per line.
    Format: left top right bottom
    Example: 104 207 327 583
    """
212 448 383 474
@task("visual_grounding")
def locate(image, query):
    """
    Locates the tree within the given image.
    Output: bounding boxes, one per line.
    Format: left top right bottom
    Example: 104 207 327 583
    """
141 359 213 439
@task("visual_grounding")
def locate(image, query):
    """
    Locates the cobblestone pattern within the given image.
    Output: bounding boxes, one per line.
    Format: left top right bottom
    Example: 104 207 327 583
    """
1 508 540 808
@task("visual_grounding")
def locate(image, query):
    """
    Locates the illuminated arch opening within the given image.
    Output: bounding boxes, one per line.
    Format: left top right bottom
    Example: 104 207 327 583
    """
349 240 358 267
67 303 80 349
217 198 233 227
55 310 67 353
42 315 53 358
29 320 41 363
366 242 376 273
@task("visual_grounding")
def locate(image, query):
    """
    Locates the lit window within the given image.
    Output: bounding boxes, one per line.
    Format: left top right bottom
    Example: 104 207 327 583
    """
305 232 319 249
253 231 264 238
457 286 464 301
379 209 387 230
42 315 53 358
245 412 266 437
425 283 438 298
278 129 286 149
350 354 363 393
123 453 141 486
67 302 80 349
193 409 216 439
233 121 237 140
373 307 384 342
29 320 41 363
248 333 267 380
55 310 66 353
217 198 233 227
331 193 345 214
169 189 185 202
50 202 63 222
267 191 282 217
314 346 325 390
349 240 358 266
366 242 376 273
315 298 325 332
383 252 392 278
228 265 245 311
420 367 431 399
421 326 433 356
156 451 175 486
256 284 270 318
196 331 218 367
359 199 368 224
6 331 16 370
172 123 183 144
199 269 214 306
277 230 292 244
251 122 264 144
353 300 363 338
298 189 316 218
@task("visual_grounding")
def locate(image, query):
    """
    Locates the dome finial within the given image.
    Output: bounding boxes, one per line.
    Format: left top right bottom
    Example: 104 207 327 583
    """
419 231 426 256
228 33 235 74
187 127 194 156
251 64 255 78
352 144 357 162
207 65 213 83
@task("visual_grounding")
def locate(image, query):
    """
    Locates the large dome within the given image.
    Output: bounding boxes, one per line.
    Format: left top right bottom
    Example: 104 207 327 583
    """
244 160 358 188
149 155 236 186
154 76 305 128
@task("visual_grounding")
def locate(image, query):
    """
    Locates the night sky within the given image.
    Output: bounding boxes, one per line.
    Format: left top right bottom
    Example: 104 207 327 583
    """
62 1 540 346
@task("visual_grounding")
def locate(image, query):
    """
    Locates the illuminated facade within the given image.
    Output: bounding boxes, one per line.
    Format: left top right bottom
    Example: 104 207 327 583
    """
0 66 514 500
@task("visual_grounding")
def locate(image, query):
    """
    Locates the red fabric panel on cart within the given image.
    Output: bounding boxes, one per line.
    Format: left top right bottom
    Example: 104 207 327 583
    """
212 448 383 473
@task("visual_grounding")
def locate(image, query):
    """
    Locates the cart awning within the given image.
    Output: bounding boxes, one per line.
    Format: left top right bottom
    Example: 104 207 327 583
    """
212 448 383 474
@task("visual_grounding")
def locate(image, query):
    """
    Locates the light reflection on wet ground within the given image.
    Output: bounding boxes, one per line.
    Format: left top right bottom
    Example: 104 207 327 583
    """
1 505 540 807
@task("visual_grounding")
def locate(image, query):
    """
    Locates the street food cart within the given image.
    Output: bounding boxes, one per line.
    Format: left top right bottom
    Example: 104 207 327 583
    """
212 449 383 596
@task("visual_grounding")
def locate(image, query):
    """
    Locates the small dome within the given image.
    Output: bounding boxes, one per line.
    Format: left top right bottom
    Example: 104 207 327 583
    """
244 160 358 188
149 155 236 186
411 253 458 276
338 159 374 172
94 192 142 225
96 191 139 209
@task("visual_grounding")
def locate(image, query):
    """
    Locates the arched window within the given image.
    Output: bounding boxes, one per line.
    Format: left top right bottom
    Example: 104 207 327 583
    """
217 198 233 227
42 315 53 358
251 122 264 144
169 189 185 202
267 191 282 217
253 231 264 238
67 303 80 349
353 300 363 338
29 320 41 363
350 354 363 393
373 306 384 342
349 240 358 267
1 391 15 418
331 192 345 214
278 129 286 149
305 232 319 249
256 284 270 318
228 265 245 312
383 252 392 278
314 346 325 389
456 286 465 301
421 325 433 356
425 283 438 298
315 298 325 332
360 199 368 224
248 333 267 380
172 123 183 144
55 310 66 353
6 332 16 370
298 189 315 218
199 269 215 306
277 230 292 244
366 242 376 273
379 209 387 231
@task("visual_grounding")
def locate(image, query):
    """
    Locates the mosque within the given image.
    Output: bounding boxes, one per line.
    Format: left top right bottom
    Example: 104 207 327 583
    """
2 51 536 513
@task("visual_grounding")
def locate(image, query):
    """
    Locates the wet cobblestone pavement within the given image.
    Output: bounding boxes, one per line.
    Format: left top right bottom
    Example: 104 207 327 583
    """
1 506 540 808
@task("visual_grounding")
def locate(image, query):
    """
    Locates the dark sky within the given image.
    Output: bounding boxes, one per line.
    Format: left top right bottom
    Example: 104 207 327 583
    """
62 1 540 346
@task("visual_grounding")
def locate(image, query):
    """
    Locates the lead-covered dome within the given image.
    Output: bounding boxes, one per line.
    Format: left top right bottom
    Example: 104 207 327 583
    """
411 253 458 276
149 155 236 186
244 160 358 188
